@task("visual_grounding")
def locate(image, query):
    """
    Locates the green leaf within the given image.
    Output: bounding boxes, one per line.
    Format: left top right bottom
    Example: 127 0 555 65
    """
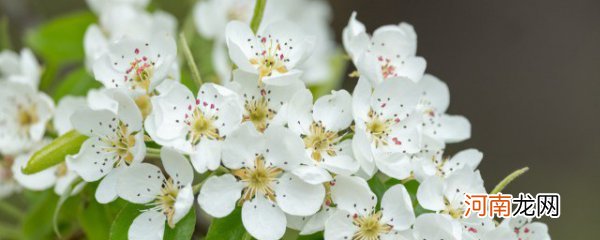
367 176 386 209
52 67 101 101
21 191 57 240
164 209 196 240
109 203 146 240
206 207 252 240
79 196 112 240
25 11 95 63
22 130 88 174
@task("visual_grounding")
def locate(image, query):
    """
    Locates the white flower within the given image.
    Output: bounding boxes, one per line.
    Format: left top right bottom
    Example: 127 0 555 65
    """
505 217 551 240
84 5 178 73
67 89 145 203
12 150 84 196
324 175 415 240
412 148 483 183
225 20 314 86
230 70 305 132
343 12 426 84
92 32 177 94
194 0 254 41
287 88 358 183
0 82 54 155
85 0 149 14
417 74 471 144
0 48 41 89
351 77 422 178
198 123 325 240
412 213 462 240
117 147 194 240
145 81 243 173
416 168 495 239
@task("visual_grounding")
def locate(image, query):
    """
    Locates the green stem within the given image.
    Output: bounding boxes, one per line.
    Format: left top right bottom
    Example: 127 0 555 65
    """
490 167 529 194
249 0 267 33
179 32 203 87
146 147 161 158
0 201 23 221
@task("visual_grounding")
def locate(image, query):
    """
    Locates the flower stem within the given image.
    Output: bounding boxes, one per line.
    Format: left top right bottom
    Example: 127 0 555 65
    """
249 0 267 33
490 167 529 194
146 147 161 158
0 201 23 221
179 32 203 87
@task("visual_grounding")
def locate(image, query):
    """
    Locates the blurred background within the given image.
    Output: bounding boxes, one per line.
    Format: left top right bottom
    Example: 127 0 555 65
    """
1 0 598 239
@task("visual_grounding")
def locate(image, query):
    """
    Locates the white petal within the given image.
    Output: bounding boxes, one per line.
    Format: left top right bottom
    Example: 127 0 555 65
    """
225 21 259 73
323 210 359 240
95 169 120 203
437 114 471 143
375 152 412 180
300 207 334 235
351 77 372 127
287 88 313 135
190 139 222 173
105 89 143 131
461 214 495 240
66 139 115 182
12 154 56 190
352 130 376 177
321 140 360 176
330 175 376 216
70 108 117 137
291 165 332 184
418 74 449 113
198 174 244 218
264 125 307 169
197 83 243 136
443 148 483 176
117 163 164 204
160 147 193 185
222 122 264 169
128 210 166 240
259 21 314 68
242 195 287 240
444 169 486 206
413 213 462 240
145 80 194 144
172 184 194 225
416 176 446 211
381 184 415 231
312 90 353 132
275 173 325 216
54 96 87 135
371 77 421 120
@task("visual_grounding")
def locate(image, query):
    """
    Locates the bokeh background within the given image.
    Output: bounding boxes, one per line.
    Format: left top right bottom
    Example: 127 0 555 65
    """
1 0 598 238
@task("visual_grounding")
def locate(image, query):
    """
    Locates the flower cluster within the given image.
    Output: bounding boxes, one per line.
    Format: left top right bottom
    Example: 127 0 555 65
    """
0 0 552 240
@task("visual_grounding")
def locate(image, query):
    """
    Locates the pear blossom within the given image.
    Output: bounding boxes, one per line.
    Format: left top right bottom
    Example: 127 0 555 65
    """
54 96 88 135
324 175 415 240
343 12 426 84
92 32 177 94
67 89 145 203
117 147 194 240
417 74 471 144
287 88 359 183
412 213 462 240
198 123 325 240
0 82 54 155
413 148 483 183
145 81 243 173
351 77 422 178
230 70 305 132
225 20 314 86
416 168 496 239
84 4 178 73
0 48 41 89
503 216 551 240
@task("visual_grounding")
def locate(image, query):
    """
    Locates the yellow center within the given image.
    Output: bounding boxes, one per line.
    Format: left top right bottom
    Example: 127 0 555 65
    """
353 211 392 240
152 178 179 228
55 162 68 177
442 198 464 219
243 97 273 132
303 123 339 161
249 38 288 83
102 120 137 166
127 58 153 91
186 108 221 145
232 156 282 203
365 110 392 147
17 105 38 132
134 94 153 119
